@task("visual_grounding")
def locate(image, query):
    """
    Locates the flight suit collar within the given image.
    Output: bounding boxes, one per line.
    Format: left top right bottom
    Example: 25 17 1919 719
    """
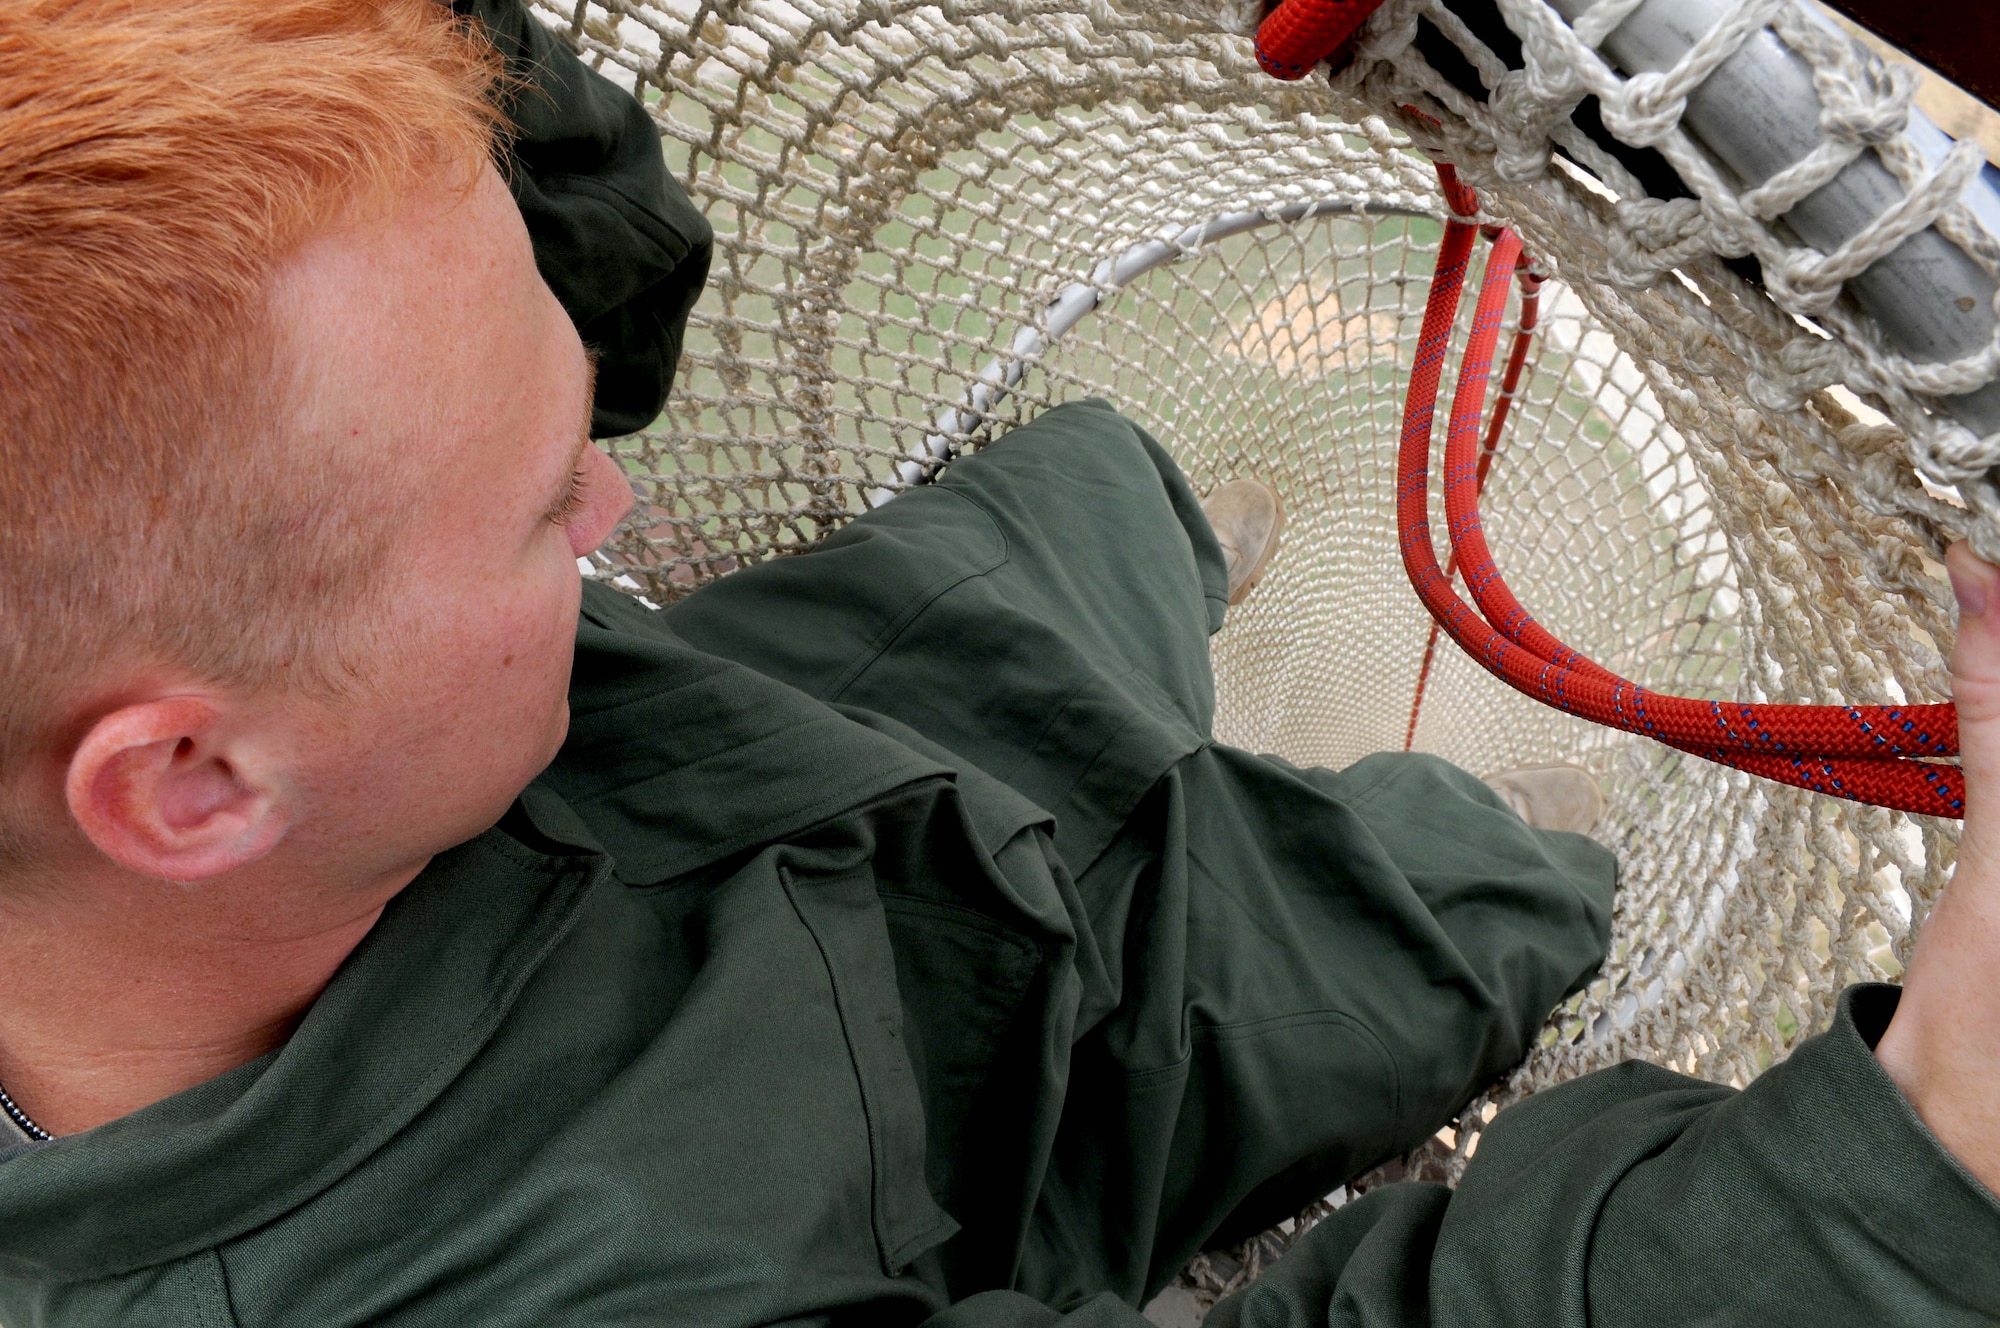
0 823 609 1283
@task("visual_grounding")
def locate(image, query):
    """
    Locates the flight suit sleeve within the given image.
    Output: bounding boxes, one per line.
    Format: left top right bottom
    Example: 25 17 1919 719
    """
913 984 2000 1328
452 0 714 437
1205 982 2000 1328
1423 982 2000 1326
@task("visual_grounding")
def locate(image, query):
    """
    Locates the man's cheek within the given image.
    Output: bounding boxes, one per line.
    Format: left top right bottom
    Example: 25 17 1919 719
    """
518 597 578 744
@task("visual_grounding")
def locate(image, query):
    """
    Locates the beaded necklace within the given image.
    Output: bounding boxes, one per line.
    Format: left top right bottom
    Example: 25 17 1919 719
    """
0 1080 51 1142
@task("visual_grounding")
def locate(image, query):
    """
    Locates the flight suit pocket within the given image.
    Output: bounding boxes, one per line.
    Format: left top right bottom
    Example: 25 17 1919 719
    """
780 865 961 1275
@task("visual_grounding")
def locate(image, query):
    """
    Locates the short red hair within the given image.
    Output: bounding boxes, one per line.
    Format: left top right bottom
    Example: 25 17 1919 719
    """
0 0 502 850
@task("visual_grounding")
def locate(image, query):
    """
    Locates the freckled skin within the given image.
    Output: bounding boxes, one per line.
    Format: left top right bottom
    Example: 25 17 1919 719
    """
254 161 634 890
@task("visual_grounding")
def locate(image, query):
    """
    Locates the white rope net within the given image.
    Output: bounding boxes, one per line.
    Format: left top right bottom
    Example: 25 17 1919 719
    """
533 0 1992 1300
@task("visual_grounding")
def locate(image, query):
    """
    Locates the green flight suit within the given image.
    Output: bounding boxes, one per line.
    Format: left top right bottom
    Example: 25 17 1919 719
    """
1 396 1993 1327
2 3 1994 1324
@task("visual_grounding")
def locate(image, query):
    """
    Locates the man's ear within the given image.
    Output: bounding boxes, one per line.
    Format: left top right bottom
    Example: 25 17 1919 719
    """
64 696 293 882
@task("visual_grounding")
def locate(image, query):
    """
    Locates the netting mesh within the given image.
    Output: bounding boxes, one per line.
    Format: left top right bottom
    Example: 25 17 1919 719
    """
531 0 1989 1283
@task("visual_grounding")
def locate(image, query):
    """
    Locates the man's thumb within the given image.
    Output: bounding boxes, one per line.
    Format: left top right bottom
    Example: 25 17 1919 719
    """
1949 542 2000 710
1948 541 2000 834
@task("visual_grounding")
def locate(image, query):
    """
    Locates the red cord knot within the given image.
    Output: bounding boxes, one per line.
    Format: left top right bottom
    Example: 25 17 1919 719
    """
1254 0 1389 81
1435 162 1480 219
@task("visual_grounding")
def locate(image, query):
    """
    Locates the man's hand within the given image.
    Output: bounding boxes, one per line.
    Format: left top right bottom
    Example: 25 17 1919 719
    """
1876 542 2000 1195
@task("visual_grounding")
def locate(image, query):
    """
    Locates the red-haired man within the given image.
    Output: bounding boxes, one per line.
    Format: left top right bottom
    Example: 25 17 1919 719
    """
0 2 1991 1324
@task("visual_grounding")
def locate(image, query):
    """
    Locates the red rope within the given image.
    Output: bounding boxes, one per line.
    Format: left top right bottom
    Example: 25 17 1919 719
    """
1255 0 1389 81
1405 249 1541 750
1399 165 1963 817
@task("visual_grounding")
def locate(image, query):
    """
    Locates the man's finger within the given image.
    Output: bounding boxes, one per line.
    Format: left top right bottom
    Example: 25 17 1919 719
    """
1948 542 2000 836
1948 543 2000 711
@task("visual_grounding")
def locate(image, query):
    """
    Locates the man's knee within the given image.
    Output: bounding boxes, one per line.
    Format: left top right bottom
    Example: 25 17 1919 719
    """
949 398 1228 631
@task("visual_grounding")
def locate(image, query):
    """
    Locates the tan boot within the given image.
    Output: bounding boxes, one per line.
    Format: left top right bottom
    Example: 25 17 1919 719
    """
1200 478 1285 606
1483 763 1605 834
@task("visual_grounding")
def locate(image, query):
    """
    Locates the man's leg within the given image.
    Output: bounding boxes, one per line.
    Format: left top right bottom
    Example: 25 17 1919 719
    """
1018 744 1614 1307
661 396 1230 873
662 398 1615 1304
